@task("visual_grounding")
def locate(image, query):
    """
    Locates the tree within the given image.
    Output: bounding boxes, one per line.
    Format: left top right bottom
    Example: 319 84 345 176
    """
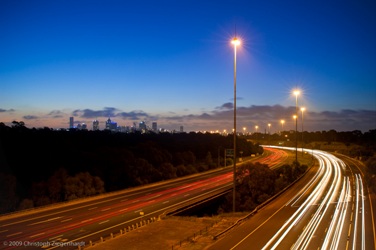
0 173 18 213
365 156 376 193
64 172 105 200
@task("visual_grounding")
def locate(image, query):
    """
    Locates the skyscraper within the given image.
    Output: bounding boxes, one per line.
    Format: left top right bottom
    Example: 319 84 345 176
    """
105 118 117 131
93 120 99 131
69 117 74 129
152 122 157 132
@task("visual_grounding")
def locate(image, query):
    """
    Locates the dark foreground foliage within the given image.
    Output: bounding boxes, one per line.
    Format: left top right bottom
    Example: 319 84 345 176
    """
0 123 263 214
219 161 308 213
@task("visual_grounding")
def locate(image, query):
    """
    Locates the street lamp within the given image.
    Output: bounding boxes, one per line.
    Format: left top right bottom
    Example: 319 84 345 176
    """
293 115 298 163
268 123 271 145
231 36 240 213
280 119 285 133
243 127 246 135
301 107 305 154
293 90 300 163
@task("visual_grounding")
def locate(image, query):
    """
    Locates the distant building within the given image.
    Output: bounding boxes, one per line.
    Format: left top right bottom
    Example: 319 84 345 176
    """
139 121 147 133
69 117 74 129
81 123 87 130
180 126 184 133
93 120 99 131
152 122 157 132
105 118 117 131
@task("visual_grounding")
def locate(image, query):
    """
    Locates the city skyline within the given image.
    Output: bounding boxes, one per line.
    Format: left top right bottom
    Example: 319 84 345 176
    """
1 0 375 132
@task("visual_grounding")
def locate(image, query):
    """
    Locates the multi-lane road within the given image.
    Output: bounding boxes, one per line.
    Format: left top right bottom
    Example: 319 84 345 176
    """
0 147 284 250
3 147 373 250
209 146 376 250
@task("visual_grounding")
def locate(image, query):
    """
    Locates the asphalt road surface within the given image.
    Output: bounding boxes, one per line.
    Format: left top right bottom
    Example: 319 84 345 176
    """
208 146 375 250
0 148 285 250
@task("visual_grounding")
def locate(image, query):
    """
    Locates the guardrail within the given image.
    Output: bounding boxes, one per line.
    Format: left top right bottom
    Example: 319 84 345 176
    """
80 216 158 249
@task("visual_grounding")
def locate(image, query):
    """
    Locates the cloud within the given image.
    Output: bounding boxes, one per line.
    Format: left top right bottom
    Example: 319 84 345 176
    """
0 108 15 113
23 115 39 120
71 107 154 121
47 110 65 118
216 102 233 110
117 110 151 120
158 103 375 132
72 107 118 118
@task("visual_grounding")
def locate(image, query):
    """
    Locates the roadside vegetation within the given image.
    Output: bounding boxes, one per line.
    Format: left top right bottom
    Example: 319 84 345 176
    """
365 156 376 193
219 161 308 213
0 122 262 214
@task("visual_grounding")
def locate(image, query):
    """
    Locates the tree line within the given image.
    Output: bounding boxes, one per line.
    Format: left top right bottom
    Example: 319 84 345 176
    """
0 122 263 214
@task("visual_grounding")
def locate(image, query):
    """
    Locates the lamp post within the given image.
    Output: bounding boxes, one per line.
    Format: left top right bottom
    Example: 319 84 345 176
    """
293 90 300 163
268 123 271 145
301 107 305 154
280 119 285 134
255 125 258 141
293 115 298 163
231 36 240 213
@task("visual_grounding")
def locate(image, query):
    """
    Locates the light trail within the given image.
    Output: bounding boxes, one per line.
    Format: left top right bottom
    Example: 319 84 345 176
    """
262 146 367 250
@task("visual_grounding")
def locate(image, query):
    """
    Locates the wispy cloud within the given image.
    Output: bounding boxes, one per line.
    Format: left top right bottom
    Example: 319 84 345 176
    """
0 108 15 113
23 115 39 120
72 107 119 118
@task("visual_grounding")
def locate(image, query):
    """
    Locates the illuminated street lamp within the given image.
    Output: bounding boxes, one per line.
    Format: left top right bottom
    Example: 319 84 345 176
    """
280 119 285 133
231 36 240 213
293 90 300 163
243 127 246 135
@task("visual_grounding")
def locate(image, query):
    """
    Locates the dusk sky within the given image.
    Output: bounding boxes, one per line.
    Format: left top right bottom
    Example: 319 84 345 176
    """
1 0 375 132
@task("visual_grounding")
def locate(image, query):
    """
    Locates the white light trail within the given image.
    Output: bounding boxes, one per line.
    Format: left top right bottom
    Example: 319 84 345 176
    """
262 146 367 250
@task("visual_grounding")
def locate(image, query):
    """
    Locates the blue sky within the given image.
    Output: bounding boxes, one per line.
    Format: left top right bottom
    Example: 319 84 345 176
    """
1 0 375 132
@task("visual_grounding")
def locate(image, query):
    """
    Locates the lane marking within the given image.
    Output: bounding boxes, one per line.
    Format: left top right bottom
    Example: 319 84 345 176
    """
61 218 72 223
28 217 62 226
6 231 22 237
81 219 93 223
49 234 63 240
30 232 45 238
99 220 109 225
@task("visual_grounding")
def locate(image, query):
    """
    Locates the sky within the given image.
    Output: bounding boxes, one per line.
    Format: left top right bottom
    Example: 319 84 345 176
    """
1 0 375 133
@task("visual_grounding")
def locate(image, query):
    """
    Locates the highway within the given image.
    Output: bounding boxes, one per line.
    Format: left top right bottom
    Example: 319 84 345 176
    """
209 146 376 250
0 147 285 250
